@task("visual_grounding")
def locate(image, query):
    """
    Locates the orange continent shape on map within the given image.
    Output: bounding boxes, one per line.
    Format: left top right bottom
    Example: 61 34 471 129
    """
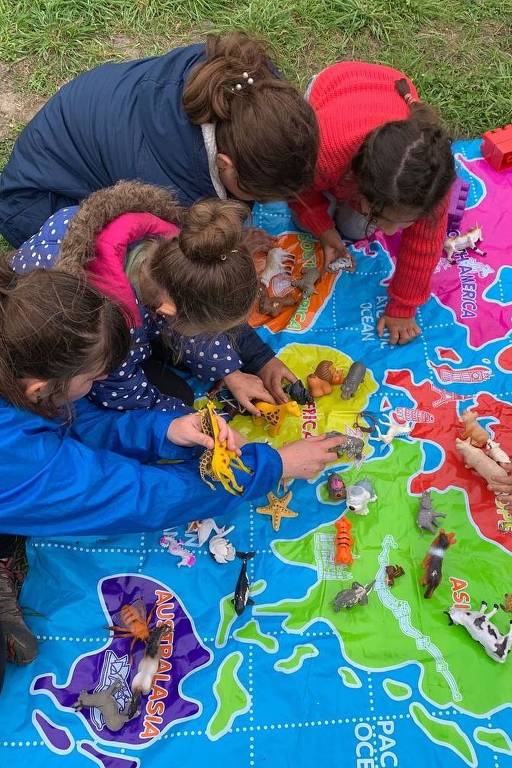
250 232 336 333
385 369 512 552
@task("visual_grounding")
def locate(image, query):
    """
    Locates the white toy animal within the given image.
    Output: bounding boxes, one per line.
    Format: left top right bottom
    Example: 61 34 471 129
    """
455 438 508 485
444 226 485 262
260 248 294 287
209 525 236 564
346 478 377 515
486 440 511 465
376 413 413 445
447 602 512 663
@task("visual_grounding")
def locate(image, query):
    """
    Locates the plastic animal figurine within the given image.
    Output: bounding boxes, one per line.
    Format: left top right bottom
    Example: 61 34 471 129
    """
209 525 237 564
253 400 301 437
257 281 296 317
199 401 252 495
486 440 511 464
353 411 378 434
444 226 486 263
455 438 508 485
73 682 136 732
256 490 298 532
207 383 247 418
307 360 344 398
334 516 353 565
328 472 346 501
447 602 512 663
283 379 313 405
376 413 413 444
385 565 405 587
332 581 375 612
292 267 321 298
160 532 196 568
260 247 294 287
346 478 377 515
341 361 366 399
501 594 512 613
328 253 354 273
185 518 221 547
459 410 489 447
108 598 156 655
416 490 446 533
421 530 456 599
232 552 255 616
324 431 364 462
131 625 169 698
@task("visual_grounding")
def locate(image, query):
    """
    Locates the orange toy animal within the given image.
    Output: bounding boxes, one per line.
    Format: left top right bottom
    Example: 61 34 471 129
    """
108 598 158 656
307 360 344 398
253 400 302 436
459 410 489 448
334 516 353 565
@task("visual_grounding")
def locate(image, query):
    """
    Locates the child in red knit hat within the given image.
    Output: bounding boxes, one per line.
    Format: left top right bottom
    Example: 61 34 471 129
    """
291 61 455 346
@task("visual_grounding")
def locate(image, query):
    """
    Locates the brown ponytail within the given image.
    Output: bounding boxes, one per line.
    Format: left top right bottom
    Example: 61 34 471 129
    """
0 260 129 418
146 198 258 336
183 32 319 200
351 80 455 219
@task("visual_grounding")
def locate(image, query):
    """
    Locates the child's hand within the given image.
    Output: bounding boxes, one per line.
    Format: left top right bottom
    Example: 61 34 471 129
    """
167 412 240 454
243 227 274 255
319 228 351 270
224 370 275 416
377 314 420 345
277 435 347 479
258 358 297 404
488 464 512 501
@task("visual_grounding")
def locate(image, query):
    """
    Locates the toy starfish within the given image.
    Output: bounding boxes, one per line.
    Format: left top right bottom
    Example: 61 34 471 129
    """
256 490 298 532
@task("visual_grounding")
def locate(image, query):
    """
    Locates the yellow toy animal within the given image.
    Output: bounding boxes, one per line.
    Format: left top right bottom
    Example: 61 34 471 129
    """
199 402 252 495
253 400 302 437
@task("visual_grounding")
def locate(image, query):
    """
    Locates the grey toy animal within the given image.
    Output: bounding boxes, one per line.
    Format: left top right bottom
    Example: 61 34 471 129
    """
73 681 136 732
332 581 375 611
325 431 364 462
292 267 321 298
416 490 446 533
341 361 367 399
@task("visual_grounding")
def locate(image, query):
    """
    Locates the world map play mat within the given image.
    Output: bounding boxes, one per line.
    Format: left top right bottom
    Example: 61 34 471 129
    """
1 138 512 767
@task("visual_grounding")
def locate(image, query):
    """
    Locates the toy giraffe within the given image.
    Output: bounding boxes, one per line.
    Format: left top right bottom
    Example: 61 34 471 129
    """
199 402 252 496
253 400 302 437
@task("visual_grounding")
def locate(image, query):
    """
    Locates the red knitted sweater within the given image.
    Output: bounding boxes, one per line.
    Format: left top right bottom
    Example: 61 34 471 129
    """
290 61 449 318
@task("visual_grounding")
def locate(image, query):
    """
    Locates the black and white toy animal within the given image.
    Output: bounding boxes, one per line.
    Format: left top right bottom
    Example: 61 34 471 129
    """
447 602 512 663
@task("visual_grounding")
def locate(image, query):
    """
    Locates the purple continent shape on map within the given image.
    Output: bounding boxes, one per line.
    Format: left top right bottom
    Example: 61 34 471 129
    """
31 574 212 748
384 155 512 349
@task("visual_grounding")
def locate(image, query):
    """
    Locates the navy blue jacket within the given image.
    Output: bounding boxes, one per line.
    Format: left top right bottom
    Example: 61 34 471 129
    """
0 44 218 246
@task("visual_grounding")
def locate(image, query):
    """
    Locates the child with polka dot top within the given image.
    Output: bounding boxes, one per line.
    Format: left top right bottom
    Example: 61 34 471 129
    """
12 181 297 416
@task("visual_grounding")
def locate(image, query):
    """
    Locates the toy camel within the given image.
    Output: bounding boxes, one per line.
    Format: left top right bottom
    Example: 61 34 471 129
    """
253 400 301 437
459 410 489 447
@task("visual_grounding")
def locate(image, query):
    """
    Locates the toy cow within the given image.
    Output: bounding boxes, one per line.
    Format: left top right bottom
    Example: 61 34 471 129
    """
447 602 512 663
346 478 377 515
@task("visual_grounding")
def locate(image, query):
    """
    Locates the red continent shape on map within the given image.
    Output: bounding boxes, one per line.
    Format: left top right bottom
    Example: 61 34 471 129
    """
496 344 512 373
436 347 462 363
384 369 512 551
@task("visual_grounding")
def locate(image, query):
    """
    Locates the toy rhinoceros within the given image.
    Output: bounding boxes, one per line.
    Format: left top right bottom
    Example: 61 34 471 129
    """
332 581 375 611
346 478 377 515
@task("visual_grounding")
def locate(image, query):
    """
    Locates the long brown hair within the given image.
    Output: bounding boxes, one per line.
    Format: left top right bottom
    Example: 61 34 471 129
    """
0 261 129 418
183 32 319 200
351 79 455 219
145 198 258 336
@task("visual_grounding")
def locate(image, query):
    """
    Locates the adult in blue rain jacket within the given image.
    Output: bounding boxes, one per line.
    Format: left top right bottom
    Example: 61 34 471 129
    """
0 32 318 246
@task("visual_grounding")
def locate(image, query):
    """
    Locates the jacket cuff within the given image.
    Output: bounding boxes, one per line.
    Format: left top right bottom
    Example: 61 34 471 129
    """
156 413 202 461
385 299 417 319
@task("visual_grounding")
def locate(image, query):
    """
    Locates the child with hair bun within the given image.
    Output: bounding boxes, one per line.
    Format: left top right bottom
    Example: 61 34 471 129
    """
292 62 455 346
0 31 318 247
12 181 297 415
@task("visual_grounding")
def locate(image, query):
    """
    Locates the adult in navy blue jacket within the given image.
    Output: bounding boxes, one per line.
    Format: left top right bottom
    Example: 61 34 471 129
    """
0 32 318 247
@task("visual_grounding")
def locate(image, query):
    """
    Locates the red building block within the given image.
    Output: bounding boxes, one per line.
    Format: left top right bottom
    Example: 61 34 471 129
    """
482 124 512 171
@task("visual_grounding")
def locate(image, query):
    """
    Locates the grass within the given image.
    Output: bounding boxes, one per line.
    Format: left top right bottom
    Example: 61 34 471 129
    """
0 0 511 164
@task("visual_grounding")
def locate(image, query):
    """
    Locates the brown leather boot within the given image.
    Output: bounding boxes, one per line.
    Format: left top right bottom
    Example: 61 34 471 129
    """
0 557 37 665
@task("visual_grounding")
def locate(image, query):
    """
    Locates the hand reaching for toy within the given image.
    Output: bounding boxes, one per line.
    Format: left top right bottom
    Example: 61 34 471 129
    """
223 370 275 416
258 357 297 404
319 228 355 272
167 412 241 454
488 463 512 504
377 314 421 346
278 435 348 480
243 227 274 255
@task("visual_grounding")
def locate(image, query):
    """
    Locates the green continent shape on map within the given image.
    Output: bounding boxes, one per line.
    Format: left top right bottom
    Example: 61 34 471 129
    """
338 667 362 688
206 651 251 741
410 703 477 767
255 439 512 716
274 644 318 673
474 727 512 755
215 580 266 648
383 679 412 700
231 343 378 449
233 619 278 653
